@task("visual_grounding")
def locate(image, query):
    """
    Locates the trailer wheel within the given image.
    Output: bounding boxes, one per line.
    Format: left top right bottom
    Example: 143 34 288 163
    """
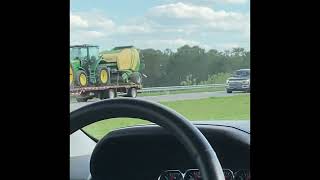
76 97 88 102
76 92 91 102
98 91 107 100
127 88 137 98
106 89 116 99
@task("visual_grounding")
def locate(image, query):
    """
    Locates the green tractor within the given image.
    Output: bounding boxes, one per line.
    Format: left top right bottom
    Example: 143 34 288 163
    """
70 44 111 87
70 44 144 87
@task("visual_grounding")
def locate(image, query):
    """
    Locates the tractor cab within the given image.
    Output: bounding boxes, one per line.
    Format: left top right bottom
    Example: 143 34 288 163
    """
70 44 99 64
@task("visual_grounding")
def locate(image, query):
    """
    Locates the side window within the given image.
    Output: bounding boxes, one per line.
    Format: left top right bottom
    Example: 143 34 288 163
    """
70 48 81 59
80 48 88 60
89 47 99 60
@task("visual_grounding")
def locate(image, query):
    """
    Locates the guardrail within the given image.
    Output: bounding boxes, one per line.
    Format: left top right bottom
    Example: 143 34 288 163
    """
139 84 225 93
70 84 225 102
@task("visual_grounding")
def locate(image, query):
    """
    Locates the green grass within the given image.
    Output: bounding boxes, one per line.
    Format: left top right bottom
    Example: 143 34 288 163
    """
83 94 250 139
161 95 250 120
82 118 148 139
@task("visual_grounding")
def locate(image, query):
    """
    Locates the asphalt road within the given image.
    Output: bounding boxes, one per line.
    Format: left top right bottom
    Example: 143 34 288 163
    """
70 91 248 112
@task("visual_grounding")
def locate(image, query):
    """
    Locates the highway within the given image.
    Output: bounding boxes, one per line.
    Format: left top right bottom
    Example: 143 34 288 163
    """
70 91 248 112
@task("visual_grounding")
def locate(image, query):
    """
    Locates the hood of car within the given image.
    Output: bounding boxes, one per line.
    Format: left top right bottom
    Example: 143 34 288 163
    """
228 76 250 81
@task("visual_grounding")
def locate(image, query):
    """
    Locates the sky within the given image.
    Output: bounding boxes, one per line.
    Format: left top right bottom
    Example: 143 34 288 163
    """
70 0 250 51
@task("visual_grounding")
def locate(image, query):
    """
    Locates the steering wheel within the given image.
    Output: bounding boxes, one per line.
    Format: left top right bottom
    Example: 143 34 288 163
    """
70 98 225 180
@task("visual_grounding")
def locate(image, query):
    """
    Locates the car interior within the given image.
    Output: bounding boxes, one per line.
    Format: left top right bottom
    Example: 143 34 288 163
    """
70 1 250 179
70 99 250 180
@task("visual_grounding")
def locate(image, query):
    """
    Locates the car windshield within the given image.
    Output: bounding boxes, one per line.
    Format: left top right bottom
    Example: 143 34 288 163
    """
233 70 250 77
70 0 250 140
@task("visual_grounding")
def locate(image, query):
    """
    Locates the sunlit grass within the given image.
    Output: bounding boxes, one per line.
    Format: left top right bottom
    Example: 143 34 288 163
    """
83 94 250 139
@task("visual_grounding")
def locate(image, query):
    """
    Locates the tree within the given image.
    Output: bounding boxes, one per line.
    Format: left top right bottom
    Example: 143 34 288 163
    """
122 45 251 87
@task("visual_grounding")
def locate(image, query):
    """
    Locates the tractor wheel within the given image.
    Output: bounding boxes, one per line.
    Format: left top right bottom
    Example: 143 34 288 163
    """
70 65 74 86
96 65 110 85
75 70 88 87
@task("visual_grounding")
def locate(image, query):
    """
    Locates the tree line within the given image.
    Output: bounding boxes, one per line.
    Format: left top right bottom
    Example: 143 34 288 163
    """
140 45 250 87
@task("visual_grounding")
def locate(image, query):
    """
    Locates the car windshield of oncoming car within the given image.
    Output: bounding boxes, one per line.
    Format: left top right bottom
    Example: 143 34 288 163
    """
234 70 250 77
70 0 250 140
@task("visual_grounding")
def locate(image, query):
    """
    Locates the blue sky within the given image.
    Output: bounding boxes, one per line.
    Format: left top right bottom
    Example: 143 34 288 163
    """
70 0 250 51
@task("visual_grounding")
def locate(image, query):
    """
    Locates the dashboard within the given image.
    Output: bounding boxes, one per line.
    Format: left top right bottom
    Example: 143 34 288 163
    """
87 123 250 180
158 169 250 180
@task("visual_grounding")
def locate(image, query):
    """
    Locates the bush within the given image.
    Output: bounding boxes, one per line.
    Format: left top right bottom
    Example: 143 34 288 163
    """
180 74 197 86
199 72 232 85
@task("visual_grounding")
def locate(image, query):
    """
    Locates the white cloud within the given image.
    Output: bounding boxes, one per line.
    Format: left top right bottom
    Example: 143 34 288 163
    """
220 0 247 4
148 3 212 20
117 24 153 34
147 3 249 32
70 13 88 29
218 43 240 49
133 38 247 51
163 0 247 5
82 31 105 38
158 39 200 46
70 30 106 45
75 11 115 30
70 3 249 51
138 38 211 50
70 11 116 45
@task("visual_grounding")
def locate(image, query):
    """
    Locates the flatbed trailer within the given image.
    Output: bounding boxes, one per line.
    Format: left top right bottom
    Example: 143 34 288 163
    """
70 83 142 102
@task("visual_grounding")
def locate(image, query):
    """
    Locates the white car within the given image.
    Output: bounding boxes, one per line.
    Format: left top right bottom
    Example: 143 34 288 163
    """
226 69 250 93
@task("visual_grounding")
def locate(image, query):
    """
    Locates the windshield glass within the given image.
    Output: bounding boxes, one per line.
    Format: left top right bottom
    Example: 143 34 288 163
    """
70 0 250 140
233 70 250 77
70 47 87 60
70 47 80 60
88 46 99 59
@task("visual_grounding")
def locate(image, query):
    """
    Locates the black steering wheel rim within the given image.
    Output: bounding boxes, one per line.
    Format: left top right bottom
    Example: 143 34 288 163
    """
70 98 225 180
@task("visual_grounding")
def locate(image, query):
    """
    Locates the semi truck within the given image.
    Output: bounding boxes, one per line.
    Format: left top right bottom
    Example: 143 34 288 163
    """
70 44 144 102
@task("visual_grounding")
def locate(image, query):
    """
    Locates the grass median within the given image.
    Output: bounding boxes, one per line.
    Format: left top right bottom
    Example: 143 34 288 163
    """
82 94 250 139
